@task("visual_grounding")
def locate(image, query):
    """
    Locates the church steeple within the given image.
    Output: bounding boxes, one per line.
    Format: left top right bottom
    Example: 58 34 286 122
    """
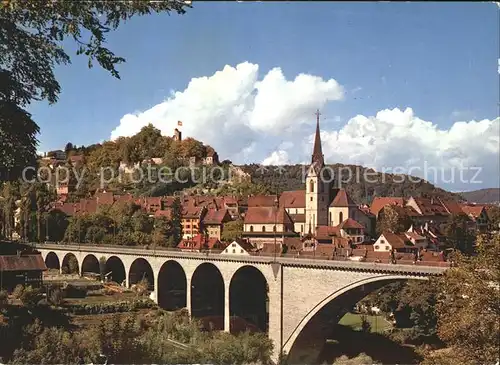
311 109 324 166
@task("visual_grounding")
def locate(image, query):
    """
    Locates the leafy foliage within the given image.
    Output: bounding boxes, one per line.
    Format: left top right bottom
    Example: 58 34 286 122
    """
376 205 412 234
221 219 243 241
0 1 189 181
434 234 500 364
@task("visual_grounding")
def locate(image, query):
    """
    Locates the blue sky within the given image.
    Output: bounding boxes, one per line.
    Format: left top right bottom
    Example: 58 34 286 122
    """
29 2 499 190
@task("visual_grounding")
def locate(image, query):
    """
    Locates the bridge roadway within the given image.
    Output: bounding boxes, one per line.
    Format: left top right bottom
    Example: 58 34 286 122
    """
38 242 448 275
37 242 447 363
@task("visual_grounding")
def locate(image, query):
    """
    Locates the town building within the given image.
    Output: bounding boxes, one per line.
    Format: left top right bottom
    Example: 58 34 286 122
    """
177 234 226 252
0 253 47 292
221 239 255 256
202 209 232 240
373 231 419 254
242 206 297 247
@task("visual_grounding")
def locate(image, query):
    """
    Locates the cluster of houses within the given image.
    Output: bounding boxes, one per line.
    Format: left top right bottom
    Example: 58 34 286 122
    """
47 115 493 264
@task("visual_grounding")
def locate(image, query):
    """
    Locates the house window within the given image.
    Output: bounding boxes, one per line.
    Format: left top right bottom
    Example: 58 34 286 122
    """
329 212 332 224
240 249 243 253
301 225 304 232
250 225 253 232
380 239 385 243
262 226 266 232
273 225 276 232
233 249 235 253
375 245 380 250
339 212 343 223
232 243 236 247
310 180 314 193
385 246 390 250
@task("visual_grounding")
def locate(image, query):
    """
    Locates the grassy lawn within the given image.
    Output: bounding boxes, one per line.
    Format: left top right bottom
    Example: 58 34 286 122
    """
339 312 393 333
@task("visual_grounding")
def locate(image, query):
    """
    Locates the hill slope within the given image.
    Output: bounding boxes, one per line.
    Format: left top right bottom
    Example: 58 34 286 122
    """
238 163 460 204
460 188 500 204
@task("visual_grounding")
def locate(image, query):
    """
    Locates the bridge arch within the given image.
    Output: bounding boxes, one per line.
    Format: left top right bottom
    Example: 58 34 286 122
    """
129 258 154 290
157 260 187 311
229 265 269 334
61 252 80 275
191 262 225 330
44 251 60 270
81 254 100 276
105 256 126 284
283 275 422 363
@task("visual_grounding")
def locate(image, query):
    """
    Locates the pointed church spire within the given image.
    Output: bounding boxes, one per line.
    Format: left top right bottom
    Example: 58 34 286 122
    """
312 109 324 165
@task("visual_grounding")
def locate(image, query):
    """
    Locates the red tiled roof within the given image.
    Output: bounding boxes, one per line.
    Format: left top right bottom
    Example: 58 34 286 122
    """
78 199 97 214
244 207 293 225
289 214 305 223
114 193 135 205
248 195 277 208
154 209 172 220
69 155 84 163
96 192 114 206
279 190 305 208
439 198 464 215
411 197 449 216
389 204 421 217
0 254 47 272
182 204 205 218
202 209 230 225
369 197 404 215
381 231 414 249
283 237 303 251
339 218 365 229
315 225 341 239
232 239 254 252
330 189 356 207
178 234 224 250
405 232 426 241
460 204 485 219
358 206 375 217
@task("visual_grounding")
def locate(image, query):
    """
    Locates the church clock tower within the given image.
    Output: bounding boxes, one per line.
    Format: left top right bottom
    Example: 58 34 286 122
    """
305 110 330 235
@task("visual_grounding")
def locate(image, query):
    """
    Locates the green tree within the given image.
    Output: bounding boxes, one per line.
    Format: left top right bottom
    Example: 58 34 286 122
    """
0 289 8 309
152 216 169 247
221 219 243 242
398 280 439 342
45 208 69 241
376 205 412 234
1 1 189 179
433 234 500 364
486 205 500 231
170 198 183 246
19 286 43 308
444 213 475 254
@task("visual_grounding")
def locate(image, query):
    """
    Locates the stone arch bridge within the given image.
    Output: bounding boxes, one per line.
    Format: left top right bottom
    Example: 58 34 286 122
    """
38 244 447 364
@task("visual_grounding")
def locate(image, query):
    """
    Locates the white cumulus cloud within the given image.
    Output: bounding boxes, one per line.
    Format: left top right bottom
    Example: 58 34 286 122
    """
262 150 290 166
110 62 344 159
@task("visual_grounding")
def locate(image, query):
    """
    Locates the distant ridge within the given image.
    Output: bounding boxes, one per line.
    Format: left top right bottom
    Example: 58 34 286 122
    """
460 188 500 204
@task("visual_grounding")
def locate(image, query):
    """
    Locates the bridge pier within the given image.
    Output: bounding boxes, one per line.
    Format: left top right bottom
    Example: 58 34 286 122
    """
224 280 230 332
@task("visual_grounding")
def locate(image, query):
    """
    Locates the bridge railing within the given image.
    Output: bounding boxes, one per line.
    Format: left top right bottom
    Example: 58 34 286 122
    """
37 241 451 268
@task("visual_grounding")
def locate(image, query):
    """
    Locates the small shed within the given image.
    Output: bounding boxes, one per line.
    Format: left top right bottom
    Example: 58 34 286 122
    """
0 253 47 292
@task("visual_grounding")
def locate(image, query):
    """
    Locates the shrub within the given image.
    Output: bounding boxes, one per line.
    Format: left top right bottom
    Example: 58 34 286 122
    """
19 286 43 308
360 315 371 333
48 288 65 306
12 284 24 299
63 284 87 298
0 290 8 309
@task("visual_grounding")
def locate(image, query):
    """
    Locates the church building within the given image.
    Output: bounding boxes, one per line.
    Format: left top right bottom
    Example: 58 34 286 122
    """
243 110 373 245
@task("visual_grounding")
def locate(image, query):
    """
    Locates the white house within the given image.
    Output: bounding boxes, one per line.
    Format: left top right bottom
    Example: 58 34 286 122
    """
221 239 254 256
